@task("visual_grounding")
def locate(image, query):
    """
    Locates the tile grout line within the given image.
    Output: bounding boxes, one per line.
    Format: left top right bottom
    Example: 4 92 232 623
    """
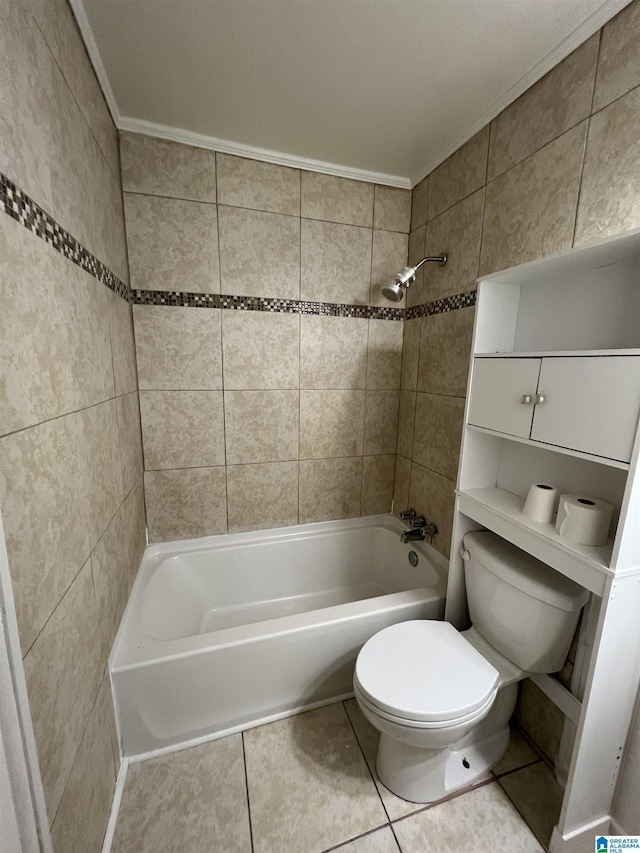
341 700 392 823
241 732 256 853
214 153 231 535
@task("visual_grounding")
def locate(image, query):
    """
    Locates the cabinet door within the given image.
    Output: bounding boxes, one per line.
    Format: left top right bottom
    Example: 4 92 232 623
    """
531 356 640 462
468 358 541 438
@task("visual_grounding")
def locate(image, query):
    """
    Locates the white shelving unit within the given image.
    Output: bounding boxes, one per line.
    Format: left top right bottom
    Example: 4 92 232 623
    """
447 228 640 852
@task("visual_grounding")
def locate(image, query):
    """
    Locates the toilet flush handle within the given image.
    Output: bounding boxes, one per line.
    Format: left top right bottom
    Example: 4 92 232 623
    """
459 545 471 561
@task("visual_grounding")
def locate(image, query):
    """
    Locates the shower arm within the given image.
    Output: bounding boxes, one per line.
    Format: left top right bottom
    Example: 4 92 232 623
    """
412 253 447 274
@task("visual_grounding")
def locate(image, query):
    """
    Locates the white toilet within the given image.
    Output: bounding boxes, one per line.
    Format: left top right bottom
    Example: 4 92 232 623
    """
354 531 589 804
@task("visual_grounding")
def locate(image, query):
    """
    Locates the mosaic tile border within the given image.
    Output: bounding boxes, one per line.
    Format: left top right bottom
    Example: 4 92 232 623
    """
405 289 477 319
0 170 475 321
131 289 406 320
0 171 129 301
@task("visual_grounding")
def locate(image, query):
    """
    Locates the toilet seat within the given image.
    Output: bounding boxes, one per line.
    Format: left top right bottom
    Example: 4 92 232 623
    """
354 620 500 725
354 678 497 730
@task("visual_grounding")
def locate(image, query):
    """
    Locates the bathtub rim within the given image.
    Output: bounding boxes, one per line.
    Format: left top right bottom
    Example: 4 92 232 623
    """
110 513 448 670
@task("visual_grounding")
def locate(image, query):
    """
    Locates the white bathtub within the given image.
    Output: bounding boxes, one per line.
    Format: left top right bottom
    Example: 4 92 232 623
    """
110 514 447 758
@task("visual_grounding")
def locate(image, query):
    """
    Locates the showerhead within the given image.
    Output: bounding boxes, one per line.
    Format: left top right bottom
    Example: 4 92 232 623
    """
381 253 447 303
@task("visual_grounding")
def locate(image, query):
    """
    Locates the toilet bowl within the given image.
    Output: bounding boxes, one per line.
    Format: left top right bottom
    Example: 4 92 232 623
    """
354 531 589 804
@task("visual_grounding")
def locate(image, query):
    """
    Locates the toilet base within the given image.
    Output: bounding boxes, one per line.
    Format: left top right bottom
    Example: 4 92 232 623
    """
377 726 509 803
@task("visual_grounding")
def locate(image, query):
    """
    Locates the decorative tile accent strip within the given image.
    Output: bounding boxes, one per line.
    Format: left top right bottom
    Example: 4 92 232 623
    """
405 289 476 320
131 289 406 320
0 171 129 301
0 170 473 322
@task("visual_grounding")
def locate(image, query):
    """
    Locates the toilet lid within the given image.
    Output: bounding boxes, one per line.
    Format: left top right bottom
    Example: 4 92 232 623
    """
355 621 500 724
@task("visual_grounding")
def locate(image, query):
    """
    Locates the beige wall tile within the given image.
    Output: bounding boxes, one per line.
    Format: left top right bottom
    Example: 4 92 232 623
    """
116 392 144 497
222 312 299 389
108 291 138 396
393 454 411 517
120 132 216 201
299 457 362 523
244 703 385 853
417 307 475 397
393 782 544 853
0 412 91 652
47 53 128 282
411 177 428 230
111 738 251 853
413 392 464 481
300 315 368 390
593 0 640 111
82 400 125 544
301 172 374 226
225 390 299 464
406 225 426 307
423 189 483 301
0 0 128 282
27 0 119 176
50 676 116 853
145 467 227 542
300 390 365 458
409 462 455 558
575 86 640 246
370 229 409 307
124 193 219 292
23 559 103 821
515 679 565 764
140 390 225 470
397 391 416 459
219 205 300 299
488 35 599 180
0 215 114 435
364 390 399 455
92 482 146 658
134 305 222 391
493 727 539 776
401 318 420 391
366 320 403 390
227 461 298 533
301 219 372 304
374 185 411 233
217 154 300 214
362 455 396 515
428 127 489 220
480 123 587 275
0 0 55 216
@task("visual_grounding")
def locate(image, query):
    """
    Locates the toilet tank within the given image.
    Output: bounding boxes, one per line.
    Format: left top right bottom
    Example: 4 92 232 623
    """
462 532 590 673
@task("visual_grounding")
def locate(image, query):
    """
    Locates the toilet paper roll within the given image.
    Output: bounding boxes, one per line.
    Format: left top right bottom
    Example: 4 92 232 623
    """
554 494 613 547
522 483 558 523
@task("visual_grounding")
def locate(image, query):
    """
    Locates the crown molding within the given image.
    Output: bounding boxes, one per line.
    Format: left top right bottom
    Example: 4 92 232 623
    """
72 0 630 190
117 117 412 188
68 0 121 126
409 0 632 186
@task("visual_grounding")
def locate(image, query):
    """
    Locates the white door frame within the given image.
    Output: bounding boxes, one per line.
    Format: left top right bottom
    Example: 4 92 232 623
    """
0 510 52 852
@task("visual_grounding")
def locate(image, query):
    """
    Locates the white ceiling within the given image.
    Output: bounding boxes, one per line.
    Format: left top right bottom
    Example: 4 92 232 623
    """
75 0 630 187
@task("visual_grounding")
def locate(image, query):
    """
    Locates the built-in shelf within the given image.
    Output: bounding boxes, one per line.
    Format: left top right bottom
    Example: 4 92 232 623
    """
457 486 613 595
449 229 640 850
475 348 640 358
466 425 631 471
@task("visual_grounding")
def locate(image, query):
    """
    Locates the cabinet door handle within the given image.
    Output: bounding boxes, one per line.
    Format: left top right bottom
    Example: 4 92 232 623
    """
520 394 533 405
535 394 545 405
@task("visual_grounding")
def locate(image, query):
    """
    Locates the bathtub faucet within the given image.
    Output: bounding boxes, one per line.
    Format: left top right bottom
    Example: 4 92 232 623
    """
399 510 438 543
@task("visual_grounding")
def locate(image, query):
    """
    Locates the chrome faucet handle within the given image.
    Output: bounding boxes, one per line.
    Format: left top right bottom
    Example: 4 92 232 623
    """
400 508 416 521
412 516 427 528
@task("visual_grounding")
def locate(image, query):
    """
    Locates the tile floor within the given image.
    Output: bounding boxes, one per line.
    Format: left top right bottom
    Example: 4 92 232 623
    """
109 699 563 853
